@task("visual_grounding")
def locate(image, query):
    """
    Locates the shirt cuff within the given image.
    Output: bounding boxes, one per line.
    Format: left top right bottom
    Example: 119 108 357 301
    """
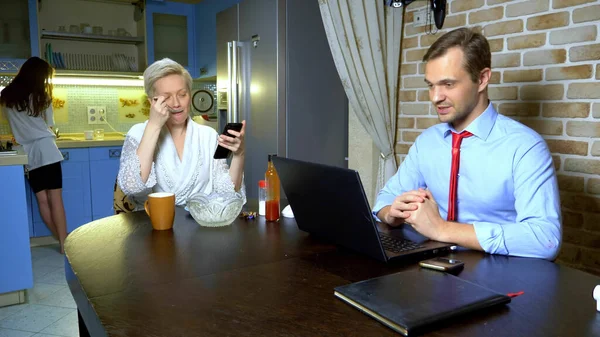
372 195 396 222
472 221 508 255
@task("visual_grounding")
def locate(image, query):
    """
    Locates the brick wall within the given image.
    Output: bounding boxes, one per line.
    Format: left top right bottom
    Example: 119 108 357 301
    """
398 0 600 275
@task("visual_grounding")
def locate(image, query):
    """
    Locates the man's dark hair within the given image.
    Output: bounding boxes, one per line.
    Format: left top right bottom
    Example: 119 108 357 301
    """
422 28 491 83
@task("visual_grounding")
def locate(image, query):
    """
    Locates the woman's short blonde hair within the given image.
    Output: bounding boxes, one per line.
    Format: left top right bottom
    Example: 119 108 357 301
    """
143 58 193 98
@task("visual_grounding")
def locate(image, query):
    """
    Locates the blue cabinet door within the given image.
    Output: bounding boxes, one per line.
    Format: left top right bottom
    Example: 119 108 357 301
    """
0 0 39 73
0 165 33 293
146 0 197 77
30 148 92 236
89 147 122 220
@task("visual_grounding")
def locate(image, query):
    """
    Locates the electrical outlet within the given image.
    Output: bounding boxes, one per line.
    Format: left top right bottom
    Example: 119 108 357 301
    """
87 106 98 124
97 106 107 124
87 106 107 124
414 8 430 28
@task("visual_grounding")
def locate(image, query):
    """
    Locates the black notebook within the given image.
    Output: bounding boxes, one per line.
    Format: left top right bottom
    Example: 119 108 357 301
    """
334 269 511 336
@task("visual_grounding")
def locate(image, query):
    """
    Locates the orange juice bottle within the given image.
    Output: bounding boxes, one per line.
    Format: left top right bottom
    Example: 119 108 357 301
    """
265 154 280 222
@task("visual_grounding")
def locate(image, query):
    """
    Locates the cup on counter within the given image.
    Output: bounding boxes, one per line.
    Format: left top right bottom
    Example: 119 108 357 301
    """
145 192 175 230
83 26 93 34
92 26 103 35
84 130 93 140
69 25 80 34
94 128 104 140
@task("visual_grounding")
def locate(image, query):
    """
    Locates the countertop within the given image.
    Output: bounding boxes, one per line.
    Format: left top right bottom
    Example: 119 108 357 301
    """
0 133 125 166
0 150 27 166
55 132 125 148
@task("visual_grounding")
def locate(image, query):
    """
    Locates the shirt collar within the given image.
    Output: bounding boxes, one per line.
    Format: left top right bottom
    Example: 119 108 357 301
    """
442 102 497 141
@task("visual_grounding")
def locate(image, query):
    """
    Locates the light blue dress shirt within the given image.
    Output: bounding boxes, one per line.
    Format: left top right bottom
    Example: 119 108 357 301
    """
373 103 562 260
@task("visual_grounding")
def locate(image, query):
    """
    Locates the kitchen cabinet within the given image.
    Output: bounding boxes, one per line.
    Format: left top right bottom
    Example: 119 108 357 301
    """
0 164 33 299
37 0 146 73
146 1 197 77
194 0 241 79
0 0 40 73
89 146 122 220
28 146 121 237
30 148 92 236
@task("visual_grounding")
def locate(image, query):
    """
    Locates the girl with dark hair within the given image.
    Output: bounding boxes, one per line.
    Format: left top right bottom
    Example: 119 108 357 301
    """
0 56 67 254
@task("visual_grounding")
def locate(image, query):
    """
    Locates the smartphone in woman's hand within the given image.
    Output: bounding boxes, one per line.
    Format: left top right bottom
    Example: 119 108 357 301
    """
214 123 244 159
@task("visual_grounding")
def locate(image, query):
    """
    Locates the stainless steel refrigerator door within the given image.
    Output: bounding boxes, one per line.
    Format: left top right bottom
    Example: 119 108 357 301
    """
238 0 282 199
216 4 239 130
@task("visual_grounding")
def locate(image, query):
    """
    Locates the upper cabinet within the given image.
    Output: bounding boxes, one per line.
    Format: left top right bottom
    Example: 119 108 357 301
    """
146 1 197 77
37 0 146 73
0 0 39 72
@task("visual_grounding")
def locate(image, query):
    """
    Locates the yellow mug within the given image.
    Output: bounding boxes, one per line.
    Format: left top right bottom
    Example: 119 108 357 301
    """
144 192 175 230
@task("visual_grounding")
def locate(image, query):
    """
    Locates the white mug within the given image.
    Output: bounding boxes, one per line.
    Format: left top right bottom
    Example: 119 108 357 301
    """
84 130 93 140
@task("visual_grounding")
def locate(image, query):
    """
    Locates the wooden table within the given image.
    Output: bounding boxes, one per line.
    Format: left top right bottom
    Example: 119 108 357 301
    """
65 207 600 337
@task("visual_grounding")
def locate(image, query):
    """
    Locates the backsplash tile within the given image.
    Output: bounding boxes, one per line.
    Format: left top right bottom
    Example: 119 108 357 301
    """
0 79 217 135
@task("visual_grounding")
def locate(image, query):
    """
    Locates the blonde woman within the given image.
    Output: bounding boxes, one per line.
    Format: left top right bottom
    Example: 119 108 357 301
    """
117 58 246 209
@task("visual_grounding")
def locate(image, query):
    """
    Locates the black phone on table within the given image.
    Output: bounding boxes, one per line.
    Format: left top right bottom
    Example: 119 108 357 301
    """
213 122 243 159
419 257 464 272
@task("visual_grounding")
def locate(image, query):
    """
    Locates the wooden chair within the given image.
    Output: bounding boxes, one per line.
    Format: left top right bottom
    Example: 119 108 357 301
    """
113 179 136 214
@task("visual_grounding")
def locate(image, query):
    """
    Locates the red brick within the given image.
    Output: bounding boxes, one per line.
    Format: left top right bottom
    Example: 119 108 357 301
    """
546 65 593 81
564 158 600 175
546 140 588 156
557 174 585 192
542 103 590 118
567 83 600 99
498 103 540 116
520 84 564 100
519 120 563 136
587 178 600 195
416 118 440 129
398 117 414 129
553 0 596 9
527 12 569 31
562 211 584 229
569 43 600 62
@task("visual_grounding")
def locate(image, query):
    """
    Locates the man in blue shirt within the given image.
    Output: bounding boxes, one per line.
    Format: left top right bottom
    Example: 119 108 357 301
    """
373 28 561 260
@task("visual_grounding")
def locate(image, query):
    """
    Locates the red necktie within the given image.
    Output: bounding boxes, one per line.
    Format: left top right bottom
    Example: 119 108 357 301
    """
447 131 473 222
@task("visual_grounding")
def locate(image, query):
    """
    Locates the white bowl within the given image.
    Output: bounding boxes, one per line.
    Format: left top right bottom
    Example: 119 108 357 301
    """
186 192 243 227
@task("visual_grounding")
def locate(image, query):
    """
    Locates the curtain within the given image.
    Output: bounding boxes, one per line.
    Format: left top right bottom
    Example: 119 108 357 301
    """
318 0 403 197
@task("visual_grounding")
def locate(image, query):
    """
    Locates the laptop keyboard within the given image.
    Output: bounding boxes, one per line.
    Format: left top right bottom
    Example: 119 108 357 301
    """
379 233 424 253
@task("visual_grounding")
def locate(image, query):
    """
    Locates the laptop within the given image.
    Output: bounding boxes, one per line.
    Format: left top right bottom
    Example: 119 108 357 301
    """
272 156 454 263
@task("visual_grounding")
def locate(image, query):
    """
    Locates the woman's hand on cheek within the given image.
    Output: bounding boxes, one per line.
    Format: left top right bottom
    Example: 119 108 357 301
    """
148 95 169 128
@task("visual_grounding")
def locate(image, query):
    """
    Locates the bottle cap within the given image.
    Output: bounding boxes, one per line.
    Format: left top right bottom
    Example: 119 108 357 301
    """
258 180 266 188
268 154 278 162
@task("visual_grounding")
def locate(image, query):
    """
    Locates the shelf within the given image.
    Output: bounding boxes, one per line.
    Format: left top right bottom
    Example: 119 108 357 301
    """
40 31 144 45
54 70 143 78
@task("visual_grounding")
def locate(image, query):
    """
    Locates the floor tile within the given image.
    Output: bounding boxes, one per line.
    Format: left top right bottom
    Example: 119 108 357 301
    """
32 255 65 270
39 311 78 337
0 304 71 333
0 328 34 337
32 267 60 284
0 305 29 322
30 246 60 262
37 288 75 309
26 284 65 304
36 270 67 287
33 334 70 337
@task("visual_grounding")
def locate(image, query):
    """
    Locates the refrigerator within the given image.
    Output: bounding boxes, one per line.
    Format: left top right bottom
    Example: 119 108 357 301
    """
217 0 349 199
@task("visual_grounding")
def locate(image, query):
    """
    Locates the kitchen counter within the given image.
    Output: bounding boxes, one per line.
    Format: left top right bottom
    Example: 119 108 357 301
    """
0 149 27 166
55 132 125 149
0 133 125 165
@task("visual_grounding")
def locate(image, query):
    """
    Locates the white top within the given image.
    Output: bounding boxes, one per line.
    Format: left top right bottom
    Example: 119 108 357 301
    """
117 118 246 210
2 103 63 170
